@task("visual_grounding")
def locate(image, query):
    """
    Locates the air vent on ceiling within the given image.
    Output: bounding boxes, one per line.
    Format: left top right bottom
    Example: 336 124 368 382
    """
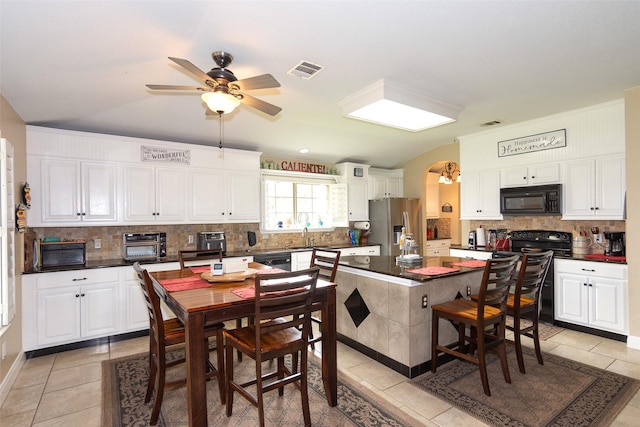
482 120 502 126
287 60 324 79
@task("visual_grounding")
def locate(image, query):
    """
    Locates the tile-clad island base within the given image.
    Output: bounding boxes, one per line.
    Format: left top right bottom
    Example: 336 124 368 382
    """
335 256 484 378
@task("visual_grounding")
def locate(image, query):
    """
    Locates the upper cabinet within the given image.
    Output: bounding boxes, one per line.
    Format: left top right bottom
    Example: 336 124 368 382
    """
335 162 370 222
460 170 502 220
26 126 261 226
368 168 403 199
500 163 561 188
28 158 118 226
124 165 185 223
425 172 440 218
563 154 625 219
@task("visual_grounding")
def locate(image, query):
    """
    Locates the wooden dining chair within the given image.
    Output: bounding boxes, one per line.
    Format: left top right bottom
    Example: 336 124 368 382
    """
223 267 320 427
307 248 340 349
132 262 226 425
431 255 519 396
507 250 554 373
178 248 223 269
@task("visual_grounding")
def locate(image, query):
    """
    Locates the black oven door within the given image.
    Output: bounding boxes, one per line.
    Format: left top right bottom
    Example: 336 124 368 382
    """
500 190 547 215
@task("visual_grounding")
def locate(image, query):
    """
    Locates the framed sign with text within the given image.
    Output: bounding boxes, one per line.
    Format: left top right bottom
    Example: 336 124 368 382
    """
497 129 566 157
141 145 191 165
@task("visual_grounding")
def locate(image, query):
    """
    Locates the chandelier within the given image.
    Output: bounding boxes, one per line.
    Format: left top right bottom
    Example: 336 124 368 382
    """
438 161 461 184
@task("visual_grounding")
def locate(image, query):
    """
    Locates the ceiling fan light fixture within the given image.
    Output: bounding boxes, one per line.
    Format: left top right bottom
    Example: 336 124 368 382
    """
338 79 462 132
201 91 241 114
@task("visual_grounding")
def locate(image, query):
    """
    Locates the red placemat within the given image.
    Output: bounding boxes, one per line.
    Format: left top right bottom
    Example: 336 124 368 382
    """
160 276 212 292
256 267 288 274
450 260 487 268
406 266 460 276
188 265 210 274
231 285 307 300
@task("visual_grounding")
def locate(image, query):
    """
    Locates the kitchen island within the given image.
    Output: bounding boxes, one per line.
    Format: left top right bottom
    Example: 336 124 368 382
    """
336 255 485 377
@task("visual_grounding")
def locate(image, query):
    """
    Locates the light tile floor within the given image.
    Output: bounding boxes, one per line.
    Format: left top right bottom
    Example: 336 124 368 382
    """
2 326 640 426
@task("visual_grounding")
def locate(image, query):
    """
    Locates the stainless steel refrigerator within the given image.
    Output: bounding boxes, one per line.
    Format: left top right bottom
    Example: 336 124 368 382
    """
368 198 423 256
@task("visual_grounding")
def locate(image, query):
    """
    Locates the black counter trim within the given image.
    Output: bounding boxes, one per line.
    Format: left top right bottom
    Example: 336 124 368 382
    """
25 330 149 359
554 321 627 343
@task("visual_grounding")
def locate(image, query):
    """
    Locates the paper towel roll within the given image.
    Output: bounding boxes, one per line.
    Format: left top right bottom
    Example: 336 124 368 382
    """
476 227 487 246
354 221 370 230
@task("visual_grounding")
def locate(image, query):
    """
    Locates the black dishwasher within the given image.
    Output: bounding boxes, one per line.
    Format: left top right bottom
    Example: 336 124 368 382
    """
253 252 292 271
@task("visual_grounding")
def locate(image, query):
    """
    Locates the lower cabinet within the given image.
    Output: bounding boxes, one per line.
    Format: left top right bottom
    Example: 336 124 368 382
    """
425 239 451 257
291 251 313 272
23 262 181 351
338 245 380 256
554 259 628 335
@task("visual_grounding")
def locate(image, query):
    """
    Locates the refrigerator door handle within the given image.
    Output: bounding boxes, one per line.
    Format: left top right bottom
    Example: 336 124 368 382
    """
402 211 410 235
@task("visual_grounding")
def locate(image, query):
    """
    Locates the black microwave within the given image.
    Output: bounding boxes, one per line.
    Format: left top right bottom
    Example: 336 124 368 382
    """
500 184 562 215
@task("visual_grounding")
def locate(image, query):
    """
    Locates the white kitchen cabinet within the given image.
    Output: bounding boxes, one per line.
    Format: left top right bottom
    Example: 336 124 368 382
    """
460 170 502 219
425 172 440 218
124 165 185 223
500 163 560 188
555 259 627 335
449 248 493 260
335 162 370 222
187 168 260 223
23 269 120 350
338 245 380 256
27 157 118 226
291 251 313 271
368 168 403 199
347 180 369 221
563 155 625 219
425 239 451 257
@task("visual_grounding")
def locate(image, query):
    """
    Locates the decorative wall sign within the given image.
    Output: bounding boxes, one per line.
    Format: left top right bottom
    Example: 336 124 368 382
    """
441 202 453 213
261 157 337 174
141 145 191 165
497 129 566 157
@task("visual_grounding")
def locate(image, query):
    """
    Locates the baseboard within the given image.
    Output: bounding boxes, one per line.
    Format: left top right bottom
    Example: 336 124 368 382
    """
626 335 640 350
0 351 26 408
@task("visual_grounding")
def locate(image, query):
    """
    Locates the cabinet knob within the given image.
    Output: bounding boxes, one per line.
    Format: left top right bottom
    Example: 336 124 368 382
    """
82 212 86 216
81 293 85 297
75 294 80 298
595 207 599 210
523 176 527 180
583 283 588 286
76 212 81 216
531 176 535 179
72 277 88 281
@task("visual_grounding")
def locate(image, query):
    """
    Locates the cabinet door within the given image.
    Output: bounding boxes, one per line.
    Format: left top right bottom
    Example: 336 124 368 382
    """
500 167 529 187
555 272 589 325
81 283 119 338
348 181 369 220
155 167 185 221
291 251 313 271
425 172 440 218
37 287 81 346
124 279 149 332
596 156 625 218
462 170 501 219
226 170 260 221
188 168 226 222
41 159 82 223
387 177 403 197
369 175 387 199
124 165 156 221
330 183 348 227
564 160 595 217
82 162 118 222
529 163 560 185
589 277 626 334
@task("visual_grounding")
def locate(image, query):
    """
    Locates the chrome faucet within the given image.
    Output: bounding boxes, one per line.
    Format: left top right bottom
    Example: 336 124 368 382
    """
302 227 310 247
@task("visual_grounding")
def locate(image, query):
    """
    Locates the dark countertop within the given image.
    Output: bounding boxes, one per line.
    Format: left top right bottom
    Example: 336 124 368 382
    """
338 255 483 282
450 245 627 265
23 244 379 274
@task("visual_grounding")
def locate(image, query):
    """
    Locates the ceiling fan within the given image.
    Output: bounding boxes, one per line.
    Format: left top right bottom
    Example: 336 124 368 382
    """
146 51 282 116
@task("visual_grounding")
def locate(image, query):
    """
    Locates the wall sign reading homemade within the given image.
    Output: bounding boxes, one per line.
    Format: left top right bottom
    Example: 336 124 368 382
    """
497 129 566 158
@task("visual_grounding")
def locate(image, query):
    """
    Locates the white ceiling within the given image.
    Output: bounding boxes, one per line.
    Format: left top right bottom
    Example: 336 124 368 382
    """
2 1 640 168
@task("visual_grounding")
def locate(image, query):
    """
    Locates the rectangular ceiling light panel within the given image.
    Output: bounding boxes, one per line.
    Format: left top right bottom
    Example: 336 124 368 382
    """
338 79 462 132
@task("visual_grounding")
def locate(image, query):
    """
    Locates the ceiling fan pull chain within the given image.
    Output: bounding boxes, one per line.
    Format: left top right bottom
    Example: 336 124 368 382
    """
218 111 224 149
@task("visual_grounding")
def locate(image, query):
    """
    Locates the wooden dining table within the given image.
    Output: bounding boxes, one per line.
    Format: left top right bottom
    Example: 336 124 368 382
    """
149 262 338 427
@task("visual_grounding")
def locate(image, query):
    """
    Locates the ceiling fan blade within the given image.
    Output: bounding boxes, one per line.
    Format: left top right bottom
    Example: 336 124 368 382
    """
168 57 212 83
241 93 282 116
146 84 207 91
234 74 281 91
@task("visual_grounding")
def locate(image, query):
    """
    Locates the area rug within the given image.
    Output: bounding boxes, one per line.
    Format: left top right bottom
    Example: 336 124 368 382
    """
102 348 417 426
411 346 640 427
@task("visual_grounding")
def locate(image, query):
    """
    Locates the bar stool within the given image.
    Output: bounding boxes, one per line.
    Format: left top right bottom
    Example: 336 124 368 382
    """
431 255 519 396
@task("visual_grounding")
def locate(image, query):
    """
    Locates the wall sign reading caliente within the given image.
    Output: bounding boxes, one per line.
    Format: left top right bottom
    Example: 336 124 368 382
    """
497 129 566 157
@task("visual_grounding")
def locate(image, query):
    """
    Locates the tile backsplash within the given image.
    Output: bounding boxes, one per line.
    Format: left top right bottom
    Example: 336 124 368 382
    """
30 224 354 261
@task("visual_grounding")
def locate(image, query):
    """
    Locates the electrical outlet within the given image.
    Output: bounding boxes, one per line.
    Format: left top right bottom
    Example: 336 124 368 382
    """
421 295 428 308
594 234 603 244
188 235 194 244
94 239 101 249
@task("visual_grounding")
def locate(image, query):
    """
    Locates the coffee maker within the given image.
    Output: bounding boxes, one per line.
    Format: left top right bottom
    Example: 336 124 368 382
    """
604 232 625 256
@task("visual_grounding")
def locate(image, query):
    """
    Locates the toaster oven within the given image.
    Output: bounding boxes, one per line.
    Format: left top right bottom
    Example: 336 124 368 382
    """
40 241 86 268
123 232 167 261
